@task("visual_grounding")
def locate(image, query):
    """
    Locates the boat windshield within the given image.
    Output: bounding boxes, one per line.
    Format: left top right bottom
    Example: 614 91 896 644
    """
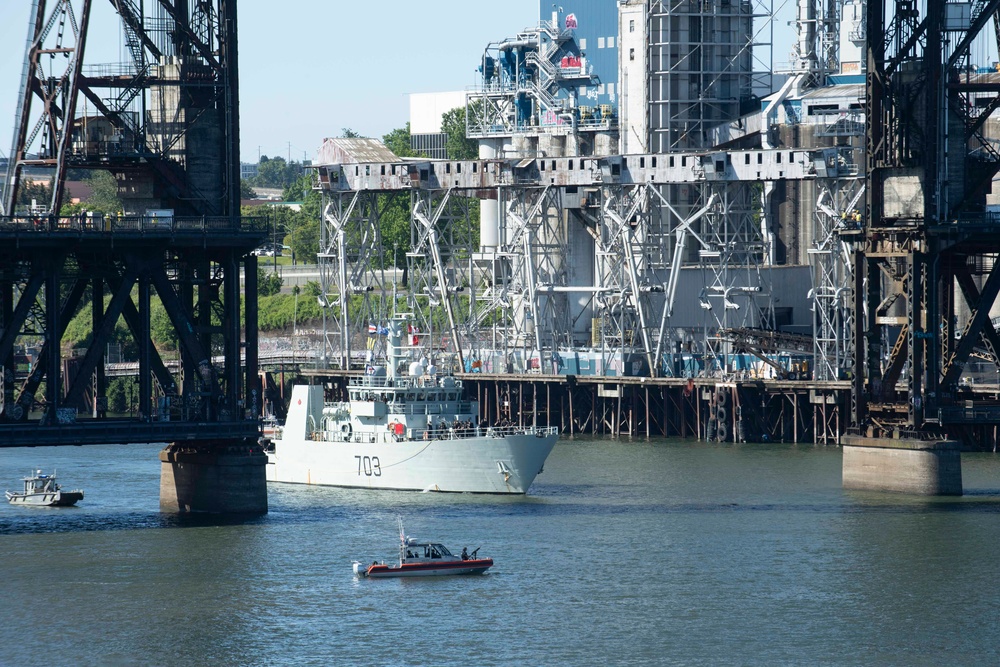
404 543 454 559
430 544 452 557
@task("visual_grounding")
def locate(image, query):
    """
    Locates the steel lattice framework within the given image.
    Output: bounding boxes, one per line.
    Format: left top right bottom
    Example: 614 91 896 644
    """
810 146 865 381
0 0 262 447
313 148 814 379
853 0 1000 443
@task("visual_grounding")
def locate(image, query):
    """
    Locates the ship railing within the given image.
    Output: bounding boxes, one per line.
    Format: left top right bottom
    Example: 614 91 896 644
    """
483 425 559 438
313 424 558 444
349 375 461 390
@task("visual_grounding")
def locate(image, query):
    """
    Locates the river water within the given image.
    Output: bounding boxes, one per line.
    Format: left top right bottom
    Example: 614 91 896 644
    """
2 437 1000 666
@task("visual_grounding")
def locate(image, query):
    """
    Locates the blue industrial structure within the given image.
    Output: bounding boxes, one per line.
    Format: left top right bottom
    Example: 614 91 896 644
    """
540 1 620 113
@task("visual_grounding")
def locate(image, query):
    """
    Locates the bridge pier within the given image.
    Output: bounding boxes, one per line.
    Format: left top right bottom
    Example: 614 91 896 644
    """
159 440 268 513
841 435 963 496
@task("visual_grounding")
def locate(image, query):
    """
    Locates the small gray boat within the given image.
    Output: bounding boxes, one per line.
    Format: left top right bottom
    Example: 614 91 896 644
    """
6 470 84 507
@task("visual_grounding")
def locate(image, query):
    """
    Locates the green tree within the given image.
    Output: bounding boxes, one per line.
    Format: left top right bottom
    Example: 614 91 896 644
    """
106 377 138 414
257 266 283 296
283 174 323 264
441 105 479 160
240 179 256 200
16 180 51 210
252 156 303 189
382 123 417 158
86 171 123 214
282 173 313 202
379 194 410 268
341 128 363 138
304 280 322 297
289 214 320 264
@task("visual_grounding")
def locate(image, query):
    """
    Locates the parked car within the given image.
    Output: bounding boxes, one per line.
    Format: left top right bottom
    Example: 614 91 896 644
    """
253 243 282 257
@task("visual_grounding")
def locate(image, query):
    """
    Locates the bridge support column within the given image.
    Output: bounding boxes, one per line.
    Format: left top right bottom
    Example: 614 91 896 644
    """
841 435 962 496
159 440 268 513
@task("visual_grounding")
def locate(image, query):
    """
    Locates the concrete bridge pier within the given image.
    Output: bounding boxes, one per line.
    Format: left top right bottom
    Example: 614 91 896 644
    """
159 440 268 513
841 435 963 496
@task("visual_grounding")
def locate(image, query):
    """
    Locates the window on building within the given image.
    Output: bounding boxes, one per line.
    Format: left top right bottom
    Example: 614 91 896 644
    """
597 37 605 48
806 104 839 116
608 37 615 48
630 48 635 61
579 38 586 49
629 19 635 32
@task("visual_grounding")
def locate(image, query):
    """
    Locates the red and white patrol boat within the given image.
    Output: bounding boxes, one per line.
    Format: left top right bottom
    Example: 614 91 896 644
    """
353 520 493 578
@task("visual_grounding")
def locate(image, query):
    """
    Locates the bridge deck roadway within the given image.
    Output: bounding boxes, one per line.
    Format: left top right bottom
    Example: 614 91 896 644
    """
0 419 260 448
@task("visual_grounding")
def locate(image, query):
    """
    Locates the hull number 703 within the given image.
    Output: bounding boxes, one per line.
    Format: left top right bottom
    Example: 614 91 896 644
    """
356 456 382 477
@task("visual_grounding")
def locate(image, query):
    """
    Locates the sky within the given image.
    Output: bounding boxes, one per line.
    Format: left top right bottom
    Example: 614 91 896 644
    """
0 0 540 163
0 0 802 165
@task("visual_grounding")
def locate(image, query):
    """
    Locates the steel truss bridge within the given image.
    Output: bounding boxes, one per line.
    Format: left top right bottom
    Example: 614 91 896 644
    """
0 0 263 450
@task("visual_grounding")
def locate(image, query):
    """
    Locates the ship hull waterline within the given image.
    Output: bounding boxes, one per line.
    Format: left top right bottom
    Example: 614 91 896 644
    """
6 490 84 507
266 432 557 494
364 559 494 578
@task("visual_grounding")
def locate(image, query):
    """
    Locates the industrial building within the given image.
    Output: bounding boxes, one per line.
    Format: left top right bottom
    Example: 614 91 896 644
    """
333 3 795 364
310 0 1000 456
369 0 819 377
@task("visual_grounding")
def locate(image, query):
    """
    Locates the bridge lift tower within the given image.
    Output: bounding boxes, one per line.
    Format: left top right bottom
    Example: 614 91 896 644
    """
0 0 268 512
843 0 1000 494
